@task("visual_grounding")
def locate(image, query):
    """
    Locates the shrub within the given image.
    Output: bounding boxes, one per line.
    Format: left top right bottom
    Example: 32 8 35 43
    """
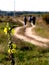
43 14 49 24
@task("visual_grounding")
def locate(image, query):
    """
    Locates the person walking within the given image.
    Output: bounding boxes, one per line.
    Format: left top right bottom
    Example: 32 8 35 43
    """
28 15 33 25
33 16 36 25
29 15 32 23
24 16 27 25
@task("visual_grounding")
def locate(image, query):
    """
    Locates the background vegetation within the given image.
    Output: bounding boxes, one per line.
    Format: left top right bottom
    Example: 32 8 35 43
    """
42 14 49 24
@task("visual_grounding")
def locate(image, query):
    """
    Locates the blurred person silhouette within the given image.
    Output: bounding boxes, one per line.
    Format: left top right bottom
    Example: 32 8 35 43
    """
24 16 27 25
29 15 32 23
28 15 33 25
33 16 36 25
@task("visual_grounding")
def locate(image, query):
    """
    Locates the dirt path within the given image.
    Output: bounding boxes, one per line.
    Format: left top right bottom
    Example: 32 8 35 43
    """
13 18 49 47
25 27 49 43
18 19 24 25
14 27 48 48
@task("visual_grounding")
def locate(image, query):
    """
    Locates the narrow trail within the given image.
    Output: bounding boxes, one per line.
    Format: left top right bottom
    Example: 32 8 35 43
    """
25 27 49 43
14 27 48 48
14 19 49 48
18 19 24 25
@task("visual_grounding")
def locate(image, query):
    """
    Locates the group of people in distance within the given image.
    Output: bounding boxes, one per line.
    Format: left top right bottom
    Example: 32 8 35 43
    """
24 15 36 25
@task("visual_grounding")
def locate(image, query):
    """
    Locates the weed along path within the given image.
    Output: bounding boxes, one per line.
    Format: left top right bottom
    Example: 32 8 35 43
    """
14 19 49 48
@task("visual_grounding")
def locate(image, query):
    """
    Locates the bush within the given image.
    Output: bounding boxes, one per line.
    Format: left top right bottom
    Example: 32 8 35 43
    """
43 14 49 24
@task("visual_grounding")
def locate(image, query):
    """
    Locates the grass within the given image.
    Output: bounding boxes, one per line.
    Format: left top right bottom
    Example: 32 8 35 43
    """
33 20 49 39
12 37 49 65
0 20 49 65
